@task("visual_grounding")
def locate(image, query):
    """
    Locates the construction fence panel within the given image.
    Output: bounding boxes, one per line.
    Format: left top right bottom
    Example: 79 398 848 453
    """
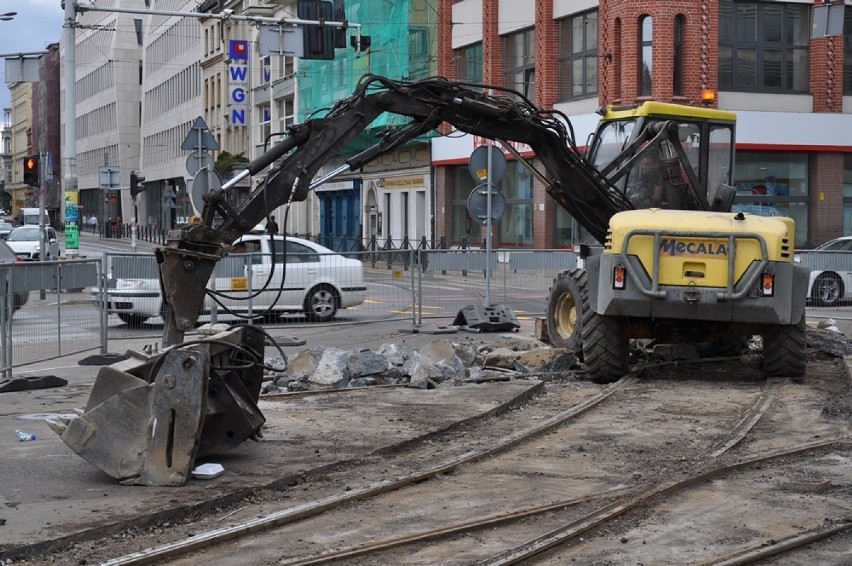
0 258 103 376
415 249 578 326
98 250 419 339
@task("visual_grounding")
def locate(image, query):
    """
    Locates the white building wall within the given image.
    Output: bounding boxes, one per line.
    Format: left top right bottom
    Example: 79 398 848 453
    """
140 1 203 222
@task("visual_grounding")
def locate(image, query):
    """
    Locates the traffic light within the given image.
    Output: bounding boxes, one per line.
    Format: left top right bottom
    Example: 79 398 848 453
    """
130 171 146 199
23 156 39 186
298 0 336 60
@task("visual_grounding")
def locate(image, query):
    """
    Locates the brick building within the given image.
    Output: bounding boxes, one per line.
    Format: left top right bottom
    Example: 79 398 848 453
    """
432 0 852 249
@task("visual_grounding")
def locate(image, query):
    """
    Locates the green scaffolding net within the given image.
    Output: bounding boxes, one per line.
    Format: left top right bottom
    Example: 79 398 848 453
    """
297 0 438 154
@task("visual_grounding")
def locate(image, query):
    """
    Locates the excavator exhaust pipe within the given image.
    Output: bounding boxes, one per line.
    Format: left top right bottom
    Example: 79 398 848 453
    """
48 326 266 486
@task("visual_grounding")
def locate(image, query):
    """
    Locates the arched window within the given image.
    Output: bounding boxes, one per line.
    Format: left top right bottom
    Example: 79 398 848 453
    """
673 15 684 96
639 15 653 96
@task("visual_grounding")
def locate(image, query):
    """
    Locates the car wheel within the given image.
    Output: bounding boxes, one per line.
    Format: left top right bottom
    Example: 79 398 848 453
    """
304 284 338 322
812 272 843 307
117 313 150 327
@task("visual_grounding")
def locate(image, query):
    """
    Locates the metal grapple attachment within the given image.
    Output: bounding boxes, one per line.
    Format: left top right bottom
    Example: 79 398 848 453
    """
47 326 265 486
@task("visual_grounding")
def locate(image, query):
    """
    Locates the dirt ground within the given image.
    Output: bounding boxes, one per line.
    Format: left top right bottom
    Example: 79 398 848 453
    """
10 332 848 566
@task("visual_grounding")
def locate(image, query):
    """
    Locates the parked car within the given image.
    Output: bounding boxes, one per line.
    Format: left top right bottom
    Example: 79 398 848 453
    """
92 235 367 326
5 226 60 261
795 236 852 307
0 221 13 239
0 239 30 316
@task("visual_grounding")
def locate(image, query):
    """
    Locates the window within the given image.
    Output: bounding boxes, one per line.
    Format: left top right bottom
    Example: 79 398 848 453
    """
456 42 482 84
409 27 431 80
639 16 652 96
276 95 295 130
558 10 598 101
845 9 852 94
451 166 481 243
673 15 684 96
843 155 852 235
499 162 533 247
732 152 809 245
503 28 536 100
719 0 809 92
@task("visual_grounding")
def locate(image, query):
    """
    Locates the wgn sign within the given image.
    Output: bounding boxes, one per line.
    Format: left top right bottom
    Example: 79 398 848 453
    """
228 39 249 125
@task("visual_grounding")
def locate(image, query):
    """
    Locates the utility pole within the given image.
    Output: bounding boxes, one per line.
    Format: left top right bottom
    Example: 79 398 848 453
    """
62 0 78 257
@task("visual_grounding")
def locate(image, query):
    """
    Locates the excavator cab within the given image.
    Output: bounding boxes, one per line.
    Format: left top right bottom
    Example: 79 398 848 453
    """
586 102 737 212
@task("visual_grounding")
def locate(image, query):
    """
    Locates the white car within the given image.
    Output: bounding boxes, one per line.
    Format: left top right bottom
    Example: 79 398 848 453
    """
5 226 60 261
93 235 367 326
796 236 852 307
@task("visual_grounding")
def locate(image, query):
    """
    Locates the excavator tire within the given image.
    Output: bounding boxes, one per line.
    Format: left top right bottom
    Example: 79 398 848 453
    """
582 310 630 383
546 268 587 354
762 316 806 378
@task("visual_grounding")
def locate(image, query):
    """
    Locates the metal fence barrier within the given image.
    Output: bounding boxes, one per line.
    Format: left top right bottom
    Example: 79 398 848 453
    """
91 248 579 341
10 246 847 369
0 258 103 377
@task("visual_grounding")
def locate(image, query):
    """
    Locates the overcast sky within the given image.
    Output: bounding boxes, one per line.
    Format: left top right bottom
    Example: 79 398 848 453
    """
0 0 64 111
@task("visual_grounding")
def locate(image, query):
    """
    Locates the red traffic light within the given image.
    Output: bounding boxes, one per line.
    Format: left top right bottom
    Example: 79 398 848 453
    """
22 155 39 186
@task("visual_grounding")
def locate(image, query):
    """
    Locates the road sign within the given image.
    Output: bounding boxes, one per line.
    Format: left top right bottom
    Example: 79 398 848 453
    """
468 144 507 184
99 166 121 190
189 168 223 212
259 24 305 57
181 116 219 151
466 182 505 226
186 151 214 176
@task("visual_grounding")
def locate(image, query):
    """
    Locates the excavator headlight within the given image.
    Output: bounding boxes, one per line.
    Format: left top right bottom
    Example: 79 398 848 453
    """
613 264 626 290
761 271 774 297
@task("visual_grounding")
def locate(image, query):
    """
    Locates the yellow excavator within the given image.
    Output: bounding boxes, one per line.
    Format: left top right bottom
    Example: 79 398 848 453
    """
50 75 808 485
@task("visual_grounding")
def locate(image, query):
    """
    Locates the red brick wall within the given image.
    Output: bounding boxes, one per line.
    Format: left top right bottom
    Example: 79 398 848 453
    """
810 35 844 113
535 0 558 108
599 0 718 106
482 0 502 85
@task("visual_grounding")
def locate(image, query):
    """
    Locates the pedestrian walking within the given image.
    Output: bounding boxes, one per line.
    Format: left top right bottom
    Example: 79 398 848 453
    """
89 215 98 234
265 215 279 236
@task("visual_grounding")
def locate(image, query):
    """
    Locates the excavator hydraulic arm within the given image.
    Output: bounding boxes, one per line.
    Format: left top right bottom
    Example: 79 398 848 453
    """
157 75 637 346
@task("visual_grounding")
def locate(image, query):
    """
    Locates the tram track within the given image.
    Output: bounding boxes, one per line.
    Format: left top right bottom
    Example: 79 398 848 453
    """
15 353 851 566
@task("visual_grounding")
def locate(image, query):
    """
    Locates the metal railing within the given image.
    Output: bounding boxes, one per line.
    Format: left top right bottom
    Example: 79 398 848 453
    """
0 258 103 377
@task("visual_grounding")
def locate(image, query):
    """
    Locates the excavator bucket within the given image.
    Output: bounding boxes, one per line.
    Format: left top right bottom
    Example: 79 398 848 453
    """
47 326 266 486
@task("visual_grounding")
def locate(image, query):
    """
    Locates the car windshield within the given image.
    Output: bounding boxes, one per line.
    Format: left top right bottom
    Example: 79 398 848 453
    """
7 227 41 241
816 239 852 251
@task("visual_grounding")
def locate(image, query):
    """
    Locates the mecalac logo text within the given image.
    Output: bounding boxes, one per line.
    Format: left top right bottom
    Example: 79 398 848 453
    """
659 239 729 257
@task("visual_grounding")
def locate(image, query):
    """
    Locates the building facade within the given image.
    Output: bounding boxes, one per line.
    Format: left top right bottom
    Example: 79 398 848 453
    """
433 0 852 249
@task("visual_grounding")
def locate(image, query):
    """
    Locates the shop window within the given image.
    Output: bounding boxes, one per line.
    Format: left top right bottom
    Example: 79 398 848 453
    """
732 151 808 245
842 155 852 235
499 162 533 247
719 0 809 92
558 10 598 101
503 28 536 100
451 166 480 243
